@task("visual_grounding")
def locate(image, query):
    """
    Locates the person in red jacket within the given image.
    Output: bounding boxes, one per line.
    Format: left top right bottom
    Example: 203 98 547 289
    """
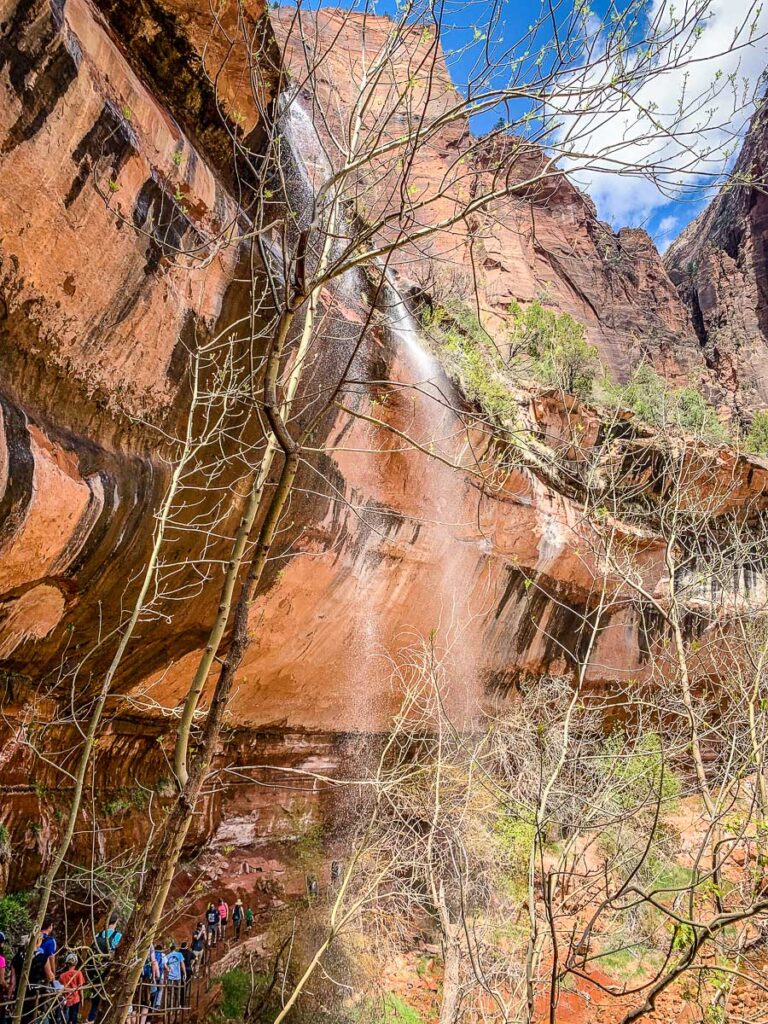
60 953 85 1024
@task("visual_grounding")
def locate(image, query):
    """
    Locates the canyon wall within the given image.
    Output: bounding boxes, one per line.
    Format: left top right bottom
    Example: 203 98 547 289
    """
1 0 766 895
665 98 768 418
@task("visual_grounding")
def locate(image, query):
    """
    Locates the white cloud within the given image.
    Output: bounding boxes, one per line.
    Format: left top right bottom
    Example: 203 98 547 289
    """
550 0 768 227
657 214 679 234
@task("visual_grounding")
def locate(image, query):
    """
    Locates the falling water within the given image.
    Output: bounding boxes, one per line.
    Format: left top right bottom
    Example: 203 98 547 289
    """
277 88 479 725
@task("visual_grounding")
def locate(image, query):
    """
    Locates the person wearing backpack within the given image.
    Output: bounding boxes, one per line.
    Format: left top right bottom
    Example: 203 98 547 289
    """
231 900 244 942
138 947 158 1024
23 918 57 1024
9 936 26 1017
86 913 122 1023
190 923 205 974
244 907 254 935
60 953 85 1024
151 944 166 1011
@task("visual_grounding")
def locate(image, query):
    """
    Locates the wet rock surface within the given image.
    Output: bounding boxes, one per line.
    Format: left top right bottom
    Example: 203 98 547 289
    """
0 1 767 915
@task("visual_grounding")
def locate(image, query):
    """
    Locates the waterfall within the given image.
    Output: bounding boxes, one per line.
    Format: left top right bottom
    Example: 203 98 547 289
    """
276 87 477 721
279 88 442 384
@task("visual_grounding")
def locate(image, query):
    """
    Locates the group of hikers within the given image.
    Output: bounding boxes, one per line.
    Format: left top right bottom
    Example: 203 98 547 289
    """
202 898 252 946
0 897 256 1024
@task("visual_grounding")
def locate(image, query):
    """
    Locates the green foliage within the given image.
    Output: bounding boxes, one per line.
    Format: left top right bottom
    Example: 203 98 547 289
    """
492 806 535 900
599 731 681 809
0 890 32 943
354 994 422 1024
424 301 517 424
672 922 696 951
218 968 257 1020
651 860 692 894
602 364 728 442
424 298 598 422
506 300 600 398
745 409 768 455
593 942 653 977
0 824 9 847
294 820 325 869
100 787 149 817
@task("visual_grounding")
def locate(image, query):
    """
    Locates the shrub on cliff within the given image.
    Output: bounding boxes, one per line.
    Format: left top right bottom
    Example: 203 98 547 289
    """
506 300 600 399
422 301 518 425
745 409 768 455
423 298 599 425
0 889 32 944
600 364 729 443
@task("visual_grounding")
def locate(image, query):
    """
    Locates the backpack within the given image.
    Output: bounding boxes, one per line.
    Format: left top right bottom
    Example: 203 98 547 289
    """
141 956 154 983
94 928 119 954
28 948 49 985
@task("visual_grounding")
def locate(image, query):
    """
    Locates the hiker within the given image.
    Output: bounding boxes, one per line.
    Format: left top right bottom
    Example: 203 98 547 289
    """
180 942 194 1002
190 923 205 973
8 935 26 1016
165 943 186 1009
151 943 166 1010
306 874 318 899
86 913 122 1023
60 953 85 1024
23 917 57 1024
0 932 8 1024
244 907 254 936
138 946 159 1024
204 903 219 947
330 861 341 887
216 897 229 941
232 900 244 941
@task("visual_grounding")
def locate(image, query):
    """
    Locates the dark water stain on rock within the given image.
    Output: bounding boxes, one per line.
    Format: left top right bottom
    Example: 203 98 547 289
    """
0 0 79 152
65 102 136 209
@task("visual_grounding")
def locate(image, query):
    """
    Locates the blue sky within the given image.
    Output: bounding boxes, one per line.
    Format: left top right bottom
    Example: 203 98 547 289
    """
314 0 768 250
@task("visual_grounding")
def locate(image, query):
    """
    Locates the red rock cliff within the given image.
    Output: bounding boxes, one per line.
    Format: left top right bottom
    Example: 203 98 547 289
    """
0 1 763 891
665 97 768 418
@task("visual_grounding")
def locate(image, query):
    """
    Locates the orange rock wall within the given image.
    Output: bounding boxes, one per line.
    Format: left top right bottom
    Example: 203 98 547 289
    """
0 1 761 889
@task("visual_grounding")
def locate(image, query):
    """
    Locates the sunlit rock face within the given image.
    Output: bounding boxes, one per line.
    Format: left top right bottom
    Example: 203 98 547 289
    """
271 7 704 384
665 99 768 416
0 1 764 886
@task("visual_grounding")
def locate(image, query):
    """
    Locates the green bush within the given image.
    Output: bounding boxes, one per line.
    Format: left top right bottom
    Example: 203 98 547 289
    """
507 300 600 398
0 891 33 943
599 731 681 810
423 302 517 424
355 994 422 1024
424 298 598 420
745 410 768 454
218 968 262 1020
492 805 536 901
602 364 729 443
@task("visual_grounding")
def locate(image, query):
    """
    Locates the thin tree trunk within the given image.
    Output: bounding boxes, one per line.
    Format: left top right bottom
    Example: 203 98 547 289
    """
103 449 299 1024
11 358 203 1024
437 903 462 1024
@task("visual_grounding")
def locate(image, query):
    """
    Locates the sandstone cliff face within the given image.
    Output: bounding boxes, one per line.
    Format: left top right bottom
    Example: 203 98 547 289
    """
271 8 704 384
0 1 761 891
665 99 768 418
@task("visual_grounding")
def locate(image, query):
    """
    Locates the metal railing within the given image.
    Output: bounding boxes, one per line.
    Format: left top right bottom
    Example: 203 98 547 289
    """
0 925 250 1023
1 973 204 1024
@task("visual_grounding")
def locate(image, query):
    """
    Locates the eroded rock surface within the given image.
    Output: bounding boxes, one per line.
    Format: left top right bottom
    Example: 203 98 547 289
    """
0 1 765 892
665 98 768 417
